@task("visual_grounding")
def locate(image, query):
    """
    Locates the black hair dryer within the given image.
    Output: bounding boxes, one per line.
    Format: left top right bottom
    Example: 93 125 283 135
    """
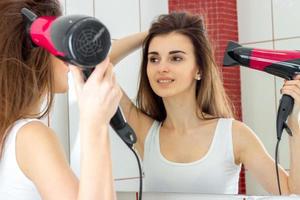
21 8 137 147
223 41 300 140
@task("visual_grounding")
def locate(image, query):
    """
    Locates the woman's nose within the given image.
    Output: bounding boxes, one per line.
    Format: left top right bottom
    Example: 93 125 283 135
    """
157 60 170 73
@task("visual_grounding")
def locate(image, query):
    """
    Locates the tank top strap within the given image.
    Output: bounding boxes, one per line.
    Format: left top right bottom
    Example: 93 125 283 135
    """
0 118 42 200
143 120 161 161
209 118 235 162
3 118 41 168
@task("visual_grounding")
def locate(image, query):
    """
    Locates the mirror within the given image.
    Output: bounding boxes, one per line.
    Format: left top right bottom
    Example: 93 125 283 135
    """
48 0 300 197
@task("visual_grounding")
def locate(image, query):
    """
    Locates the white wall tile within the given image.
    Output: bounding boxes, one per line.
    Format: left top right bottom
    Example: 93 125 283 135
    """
140 0 169 31
94 0 140 39
272 0 300 39
274 37 300 50
237 0 273 43
65 0 94 15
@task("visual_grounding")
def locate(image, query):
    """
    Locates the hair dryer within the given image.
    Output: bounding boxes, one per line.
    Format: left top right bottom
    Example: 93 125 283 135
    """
21 8 137 147
223 41 300 140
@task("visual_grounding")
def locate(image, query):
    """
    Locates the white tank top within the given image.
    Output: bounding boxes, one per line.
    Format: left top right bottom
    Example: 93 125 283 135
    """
143 118 241 194
0 119 41 200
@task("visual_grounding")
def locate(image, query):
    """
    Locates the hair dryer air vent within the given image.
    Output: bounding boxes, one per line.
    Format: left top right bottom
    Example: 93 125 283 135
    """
67 19 111 67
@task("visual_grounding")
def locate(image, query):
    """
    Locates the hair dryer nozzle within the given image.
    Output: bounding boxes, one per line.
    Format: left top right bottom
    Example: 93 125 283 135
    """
21 8 37 23
223 41 241 66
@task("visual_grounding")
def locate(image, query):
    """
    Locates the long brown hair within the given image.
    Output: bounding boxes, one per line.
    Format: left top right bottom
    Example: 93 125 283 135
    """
0 0 62 157
137 12 234 122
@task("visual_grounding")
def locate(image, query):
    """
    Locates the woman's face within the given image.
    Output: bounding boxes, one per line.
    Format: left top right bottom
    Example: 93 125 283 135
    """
146 32 200 98
51 55 69 93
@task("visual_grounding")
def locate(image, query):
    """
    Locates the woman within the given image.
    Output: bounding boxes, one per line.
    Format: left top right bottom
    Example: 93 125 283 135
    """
0 0 121 199
110 12 300 195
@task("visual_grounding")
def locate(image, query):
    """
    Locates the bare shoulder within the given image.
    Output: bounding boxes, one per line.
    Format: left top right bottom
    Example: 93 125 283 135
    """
17 120 58 142
16 120 68 179
16 120 62 154
232 119 250 131
231 119 264 164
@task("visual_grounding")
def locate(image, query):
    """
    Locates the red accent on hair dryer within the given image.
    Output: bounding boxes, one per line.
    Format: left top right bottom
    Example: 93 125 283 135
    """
30 16 64 57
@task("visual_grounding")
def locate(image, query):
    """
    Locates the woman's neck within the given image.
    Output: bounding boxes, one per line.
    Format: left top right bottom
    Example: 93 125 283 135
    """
162 94 202 132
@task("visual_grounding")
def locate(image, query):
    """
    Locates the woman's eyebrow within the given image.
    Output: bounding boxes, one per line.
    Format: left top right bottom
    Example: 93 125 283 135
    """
169 50 186 54
148 51 159 55
148 50 186 55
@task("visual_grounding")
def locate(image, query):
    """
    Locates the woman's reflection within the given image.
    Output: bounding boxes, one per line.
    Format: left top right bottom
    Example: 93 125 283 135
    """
109 12 300 195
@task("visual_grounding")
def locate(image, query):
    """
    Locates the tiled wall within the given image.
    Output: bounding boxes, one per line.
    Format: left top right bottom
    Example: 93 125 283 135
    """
237 0 300 195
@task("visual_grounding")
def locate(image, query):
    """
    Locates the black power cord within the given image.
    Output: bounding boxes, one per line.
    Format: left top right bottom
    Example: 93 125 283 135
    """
275 139 282 195
129 147 143 200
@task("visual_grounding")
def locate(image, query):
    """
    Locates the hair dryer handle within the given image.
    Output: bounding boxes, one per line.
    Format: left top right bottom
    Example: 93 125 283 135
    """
83 68 137 147
276 94 294 140
110 108 137 147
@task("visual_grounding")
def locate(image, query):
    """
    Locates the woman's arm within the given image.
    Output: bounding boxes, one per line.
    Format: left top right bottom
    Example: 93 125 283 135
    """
18 58 121 200
78 124 115 200
281 75 300 194
234 73 300 195
72 58 121 200
287 123 300 194
232 121 290 195
109 32 148 65
108 32 153 158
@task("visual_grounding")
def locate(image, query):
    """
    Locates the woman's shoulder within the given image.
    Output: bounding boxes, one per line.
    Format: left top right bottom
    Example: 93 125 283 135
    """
230 119 258 141
231 119 255 135
16 120 62 155
230 119 263 162
17 120 56 141
16 120 65 178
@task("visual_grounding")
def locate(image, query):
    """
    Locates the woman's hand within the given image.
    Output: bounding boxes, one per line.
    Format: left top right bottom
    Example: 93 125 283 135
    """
281 74 300 131
70 57 122 129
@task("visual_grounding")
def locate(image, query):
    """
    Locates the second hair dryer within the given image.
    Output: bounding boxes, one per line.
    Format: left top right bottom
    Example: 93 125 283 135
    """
223 41 300 140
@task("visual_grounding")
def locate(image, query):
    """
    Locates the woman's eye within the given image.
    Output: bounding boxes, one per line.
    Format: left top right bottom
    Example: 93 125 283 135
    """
149 57 159 63
171 56 183 62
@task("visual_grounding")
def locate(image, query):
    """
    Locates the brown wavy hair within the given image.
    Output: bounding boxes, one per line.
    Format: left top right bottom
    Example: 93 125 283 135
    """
137 12 234 122
0 0 62 157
